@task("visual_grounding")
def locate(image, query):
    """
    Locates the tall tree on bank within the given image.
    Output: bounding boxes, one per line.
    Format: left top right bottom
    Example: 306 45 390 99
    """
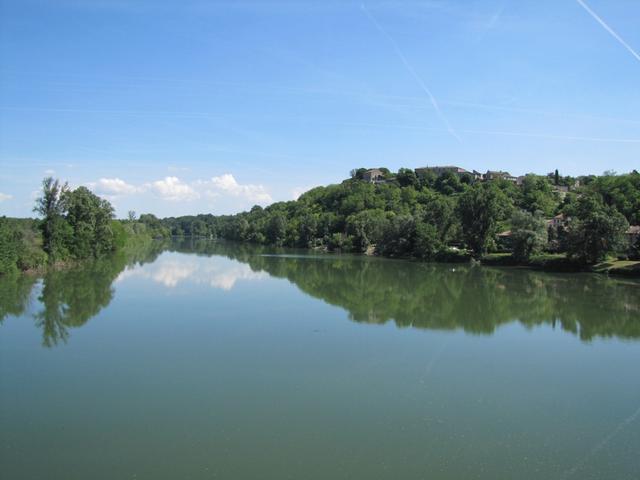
34 177 71 262
65 186 115 258
566 194 628 264
458 183 511 258
511 210 548 261
34 177 118 262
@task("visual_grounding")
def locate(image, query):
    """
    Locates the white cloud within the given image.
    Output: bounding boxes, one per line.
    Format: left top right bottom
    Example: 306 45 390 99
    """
89 177 140 196
0 192 13 202
150 176 199 202
206 173 272 204
116 255 267 291
82 172 272 209
44 169 56 175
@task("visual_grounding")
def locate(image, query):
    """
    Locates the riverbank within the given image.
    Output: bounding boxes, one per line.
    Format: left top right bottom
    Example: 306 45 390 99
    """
481 253 640 277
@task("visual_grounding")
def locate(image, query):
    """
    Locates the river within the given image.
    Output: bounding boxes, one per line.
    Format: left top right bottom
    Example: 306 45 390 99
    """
1 239 639 479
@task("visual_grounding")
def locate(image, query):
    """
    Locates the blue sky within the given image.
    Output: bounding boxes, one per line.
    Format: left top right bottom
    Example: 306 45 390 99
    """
1 0 639 218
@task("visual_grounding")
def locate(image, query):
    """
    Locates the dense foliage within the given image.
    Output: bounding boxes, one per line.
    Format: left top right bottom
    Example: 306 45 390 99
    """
0 178 161 274
158 169 640 265
2 170 638 276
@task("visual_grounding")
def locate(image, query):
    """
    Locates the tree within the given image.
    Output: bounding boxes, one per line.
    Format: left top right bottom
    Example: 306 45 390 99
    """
510 210 548 261
0 217 20 275
350 168 368 180
266 212 287 246
378 214 416 257
566 194 629 264
34 177 71 261
396 168 419 188
520 175 557 216
413 221 440 259
65 186 115 258
422 194 457 244
127 210 137 222
435 171 464 195
346 209 387 252
458 183 511 257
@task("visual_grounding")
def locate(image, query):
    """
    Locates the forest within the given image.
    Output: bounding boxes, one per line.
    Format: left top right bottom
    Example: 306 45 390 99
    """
159 168 640 266
2 169 639 275
0 177 166 274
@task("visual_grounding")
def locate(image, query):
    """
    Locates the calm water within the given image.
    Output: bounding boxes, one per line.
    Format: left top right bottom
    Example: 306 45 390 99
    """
1 240 640 480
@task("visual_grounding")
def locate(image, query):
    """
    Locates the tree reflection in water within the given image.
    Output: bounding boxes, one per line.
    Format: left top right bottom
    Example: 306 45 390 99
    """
0 240 165 347
180 240 640 342
1 239 639 346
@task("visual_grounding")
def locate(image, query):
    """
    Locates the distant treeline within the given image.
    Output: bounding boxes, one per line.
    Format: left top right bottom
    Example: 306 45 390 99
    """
170 239 640 341
2 170 638 275
0 177 166 274
156 169 640 264
3 237 638 345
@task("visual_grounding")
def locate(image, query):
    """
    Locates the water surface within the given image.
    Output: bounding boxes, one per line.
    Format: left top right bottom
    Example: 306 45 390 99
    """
1 240 639 479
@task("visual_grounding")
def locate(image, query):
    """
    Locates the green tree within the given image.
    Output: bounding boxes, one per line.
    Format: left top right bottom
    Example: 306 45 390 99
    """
510 210 548 261
34 177 71 262
520 175 557 216
266 212 287 246
396 168 419 188
566 194 629 264
0 217 20 275
435 171 464 195
65 186 115 258
346 209 388 252
378 214 416 257
458 183 511 257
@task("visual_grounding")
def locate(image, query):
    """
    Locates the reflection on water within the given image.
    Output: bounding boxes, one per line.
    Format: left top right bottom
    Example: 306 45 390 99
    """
116 254 267 290
1 238 639 346
0 241 165 346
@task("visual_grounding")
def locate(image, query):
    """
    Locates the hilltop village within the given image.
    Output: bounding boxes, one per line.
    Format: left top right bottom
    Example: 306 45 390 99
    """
152 166 639 272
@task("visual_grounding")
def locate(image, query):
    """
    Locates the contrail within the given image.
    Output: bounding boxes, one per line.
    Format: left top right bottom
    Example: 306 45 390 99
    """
575 0 640 63
360 3 462 142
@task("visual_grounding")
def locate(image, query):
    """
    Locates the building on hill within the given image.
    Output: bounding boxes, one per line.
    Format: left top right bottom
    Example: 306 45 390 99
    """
485 170 517 182
362 168 386 184
552 184 570 199
548 213 568 229
627 225 640 245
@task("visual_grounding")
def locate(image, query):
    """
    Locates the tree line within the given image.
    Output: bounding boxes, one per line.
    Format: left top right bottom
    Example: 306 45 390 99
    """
0 177 162 274
4 237 637 344
2 170 638 275
158 169 640 265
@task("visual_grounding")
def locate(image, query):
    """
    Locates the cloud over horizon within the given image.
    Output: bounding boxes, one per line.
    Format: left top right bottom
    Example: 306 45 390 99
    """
203 174 272 204
77 173 273 215
150 176 200 202
89 178 141 197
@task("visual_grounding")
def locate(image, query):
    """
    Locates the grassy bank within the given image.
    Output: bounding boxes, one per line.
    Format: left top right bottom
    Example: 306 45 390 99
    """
482 252 640 277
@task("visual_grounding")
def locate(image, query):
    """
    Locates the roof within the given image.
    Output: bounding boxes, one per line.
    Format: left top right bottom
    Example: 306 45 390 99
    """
627 225 640 234
416 166 469 172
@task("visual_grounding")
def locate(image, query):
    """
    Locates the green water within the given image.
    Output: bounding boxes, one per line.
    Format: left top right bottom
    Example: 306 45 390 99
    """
1 240 639 479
